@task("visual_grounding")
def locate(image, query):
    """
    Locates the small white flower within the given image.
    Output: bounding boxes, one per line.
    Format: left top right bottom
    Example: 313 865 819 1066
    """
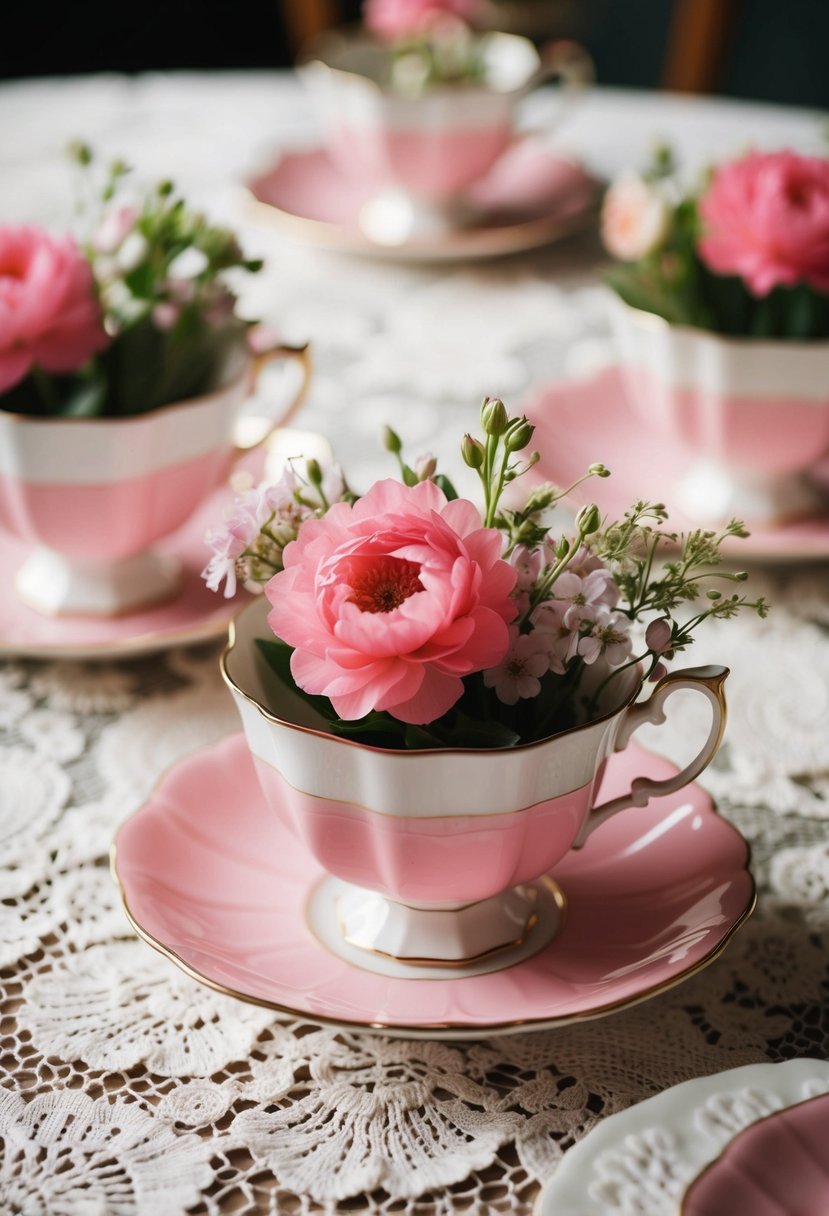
601 173 671 262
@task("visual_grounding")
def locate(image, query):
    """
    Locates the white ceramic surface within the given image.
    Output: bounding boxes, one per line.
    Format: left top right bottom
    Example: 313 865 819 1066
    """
535 1059 829 1216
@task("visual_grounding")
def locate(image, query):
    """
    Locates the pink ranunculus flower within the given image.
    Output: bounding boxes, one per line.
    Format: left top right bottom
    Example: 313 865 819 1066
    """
266 478 517 724
363 0 481 41
698 150 829 297
0 225 109 394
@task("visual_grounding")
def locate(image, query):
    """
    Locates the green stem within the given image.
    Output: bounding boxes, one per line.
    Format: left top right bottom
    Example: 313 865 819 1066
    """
31 365 59 415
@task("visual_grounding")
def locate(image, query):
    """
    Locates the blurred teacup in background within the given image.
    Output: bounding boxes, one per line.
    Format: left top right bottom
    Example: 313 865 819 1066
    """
0 156 311 618
602 149 829 526
300 0 592 240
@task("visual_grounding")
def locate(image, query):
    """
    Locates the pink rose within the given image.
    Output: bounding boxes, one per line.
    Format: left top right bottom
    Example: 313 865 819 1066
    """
698 150 829 297
266 478 516 724
0 225 109 394
601 173 671 262
363 0 481 41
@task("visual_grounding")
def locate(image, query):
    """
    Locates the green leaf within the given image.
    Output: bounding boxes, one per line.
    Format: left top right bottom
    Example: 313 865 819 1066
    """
433 473 458 501
59 376 107 417
332 713 408 746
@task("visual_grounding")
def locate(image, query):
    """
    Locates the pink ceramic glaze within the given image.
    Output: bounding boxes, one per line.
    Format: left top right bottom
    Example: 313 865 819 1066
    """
247 137 598 258
622 366 829 474
523 367 829 559
251 757 586 905
681 1092 829 1216
0 343 310 615
0 446 227 560
333 121 513 199
112 732 754 1036
0 472 253 659
300 31 590 207
608 298 829 524
223 597 727 922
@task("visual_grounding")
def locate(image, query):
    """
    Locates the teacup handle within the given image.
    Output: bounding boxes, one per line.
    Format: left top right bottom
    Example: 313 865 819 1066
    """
232 341 313 460
573 665 729 847
519 39 595 98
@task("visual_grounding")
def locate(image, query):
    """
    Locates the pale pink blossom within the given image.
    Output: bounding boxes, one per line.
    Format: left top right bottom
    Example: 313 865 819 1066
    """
483 628 549 706
530 601 578 675
510 544 542 592
363 0 481 41
0 225 109 393
601 173 671 262
698 150 829 296
203 470 308 596
92 205 138 254
577 606 632 667
266 479 516 724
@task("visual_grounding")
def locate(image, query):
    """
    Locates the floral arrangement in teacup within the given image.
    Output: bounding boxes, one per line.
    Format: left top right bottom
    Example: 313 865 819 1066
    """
601 144 829 339
361 0 487 94
205 398 767 749
0 144 264 418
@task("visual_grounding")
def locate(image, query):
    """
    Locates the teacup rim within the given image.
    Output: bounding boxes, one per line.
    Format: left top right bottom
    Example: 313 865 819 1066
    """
0 345 252 427
608 290 829 353
299 26 542 101
221 595 642 758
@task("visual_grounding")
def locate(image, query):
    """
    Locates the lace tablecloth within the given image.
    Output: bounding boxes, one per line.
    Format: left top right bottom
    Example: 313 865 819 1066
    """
2 74 829 1215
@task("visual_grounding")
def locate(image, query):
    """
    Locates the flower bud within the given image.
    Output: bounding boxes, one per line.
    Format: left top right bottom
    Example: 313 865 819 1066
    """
306 458 323 490
523 484 556 512
504 419 534 452
645 618 673 654
461 434 485 469
415 453 437 481
382 426 402 454
576 503 601 535
481 397 508 436
588 462 611 478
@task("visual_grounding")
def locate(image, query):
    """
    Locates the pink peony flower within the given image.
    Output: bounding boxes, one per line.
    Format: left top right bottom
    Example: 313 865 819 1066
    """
0 225 109 394
266 478 516 724
698 150 829 297
601 173 671 262
363 0 481 41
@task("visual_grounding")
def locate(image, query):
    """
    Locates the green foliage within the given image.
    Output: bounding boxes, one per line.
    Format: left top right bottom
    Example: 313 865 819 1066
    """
7 148 262 419
606 159 829 339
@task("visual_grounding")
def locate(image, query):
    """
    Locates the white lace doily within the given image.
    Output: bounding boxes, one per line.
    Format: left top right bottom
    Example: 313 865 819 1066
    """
2 75 829 1215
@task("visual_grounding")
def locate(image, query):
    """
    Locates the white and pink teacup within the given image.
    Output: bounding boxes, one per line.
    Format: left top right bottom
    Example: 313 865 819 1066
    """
300 31 592 241
0 342 311 617
224 595 727 974
608 297 829 525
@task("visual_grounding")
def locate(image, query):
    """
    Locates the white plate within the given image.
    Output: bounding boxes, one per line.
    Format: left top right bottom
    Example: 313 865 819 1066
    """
535 1058 829 1216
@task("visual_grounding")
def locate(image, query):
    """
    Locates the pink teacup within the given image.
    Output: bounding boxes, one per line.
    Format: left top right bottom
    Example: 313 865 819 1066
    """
223 596 728 973
300 30 592 240
0 343 311 616
608 296 829 525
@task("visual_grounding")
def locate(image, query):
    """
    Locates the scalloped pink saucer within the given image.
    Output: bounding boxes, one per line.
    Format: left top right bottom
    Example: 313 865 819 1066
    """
0 483 248 661
112 733 754 1039
682 1091 829 1215
524 367 829 561
246 138 599 261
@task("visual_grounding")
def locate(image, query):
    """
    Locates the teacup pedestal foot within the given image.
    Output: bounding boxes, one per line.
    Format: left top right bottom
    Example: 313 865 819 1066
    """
15 546 183 617
307 876 565 980
676 459 826 526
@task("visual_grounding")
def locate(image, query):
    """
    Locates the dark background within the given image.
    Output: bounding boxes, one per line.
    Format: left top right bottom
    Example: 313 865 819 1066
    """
2 0 829 110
